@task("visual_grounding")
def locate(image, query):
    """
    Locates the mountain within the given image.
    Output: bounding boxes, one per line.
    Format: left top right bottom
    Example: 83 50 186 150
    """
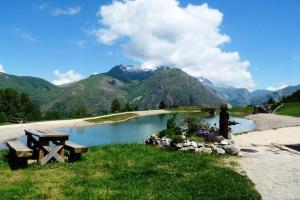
281 88 300 103
127 68 222 109
0 66 223 115
0 72 58 104
204 79 300 106
105 65 154 82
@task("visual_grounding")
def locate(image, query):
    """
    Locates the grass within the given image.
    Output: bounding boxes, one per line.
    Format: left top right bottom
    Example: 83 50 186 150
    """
276 102 300 117
168 106 203 111
229 106 254 117
86 113 138 123
0 144 261 200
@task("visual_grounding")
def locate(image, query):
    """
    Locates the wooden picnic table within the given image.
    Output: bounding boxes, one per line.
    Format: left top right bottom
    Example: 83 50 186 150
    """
25 129 69 165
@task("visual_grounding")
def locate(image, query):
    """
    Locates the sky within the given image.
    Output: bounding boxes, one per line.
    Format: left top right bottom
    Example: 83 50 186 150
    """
0 0 300 90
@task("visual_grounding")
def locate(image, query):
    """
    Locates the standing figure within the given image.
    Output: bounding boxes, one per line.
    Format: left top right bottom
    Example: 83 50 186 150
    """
219 104 230 139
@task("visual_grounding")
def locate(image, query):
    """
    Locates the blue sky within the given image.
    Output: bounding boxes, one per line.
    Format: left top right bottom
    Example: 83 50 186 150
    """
0 0 299 90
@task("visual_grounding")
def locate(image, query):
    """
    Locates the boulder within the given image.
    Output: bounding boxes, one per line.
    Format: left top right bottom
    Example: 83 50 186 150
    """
183 140 191 147
220 140 229 145
145 135 158 145
197 143 204 148
202 148 213 154
214 148 225 155
191 141 198 148
178 146 195 152
222 144 241 155
215 135 225 143
195 147 204 153
161 137 171 147
175 143 184 149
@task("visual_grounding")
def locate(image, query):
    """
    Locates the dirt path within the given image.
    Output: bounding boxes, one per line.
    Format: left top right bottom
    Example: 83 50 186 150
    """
236 114 300 200
238 145 300 200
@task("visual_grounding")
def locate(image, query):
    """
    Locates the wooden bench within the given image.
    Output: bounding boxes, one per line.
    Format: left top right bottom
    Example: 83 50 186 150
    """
6 141 33 168
64 141 88 161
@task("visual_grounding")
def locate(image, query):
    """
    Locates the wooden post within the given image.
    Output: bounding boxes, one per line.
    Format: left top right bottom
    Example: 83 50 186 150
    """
219 105 229 139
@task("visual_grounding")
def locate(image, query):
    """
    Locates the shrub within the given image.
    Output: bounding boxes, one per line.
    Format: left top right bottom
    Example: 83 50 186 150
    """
183 117 210 136
170 135 184 144
157 129 175 138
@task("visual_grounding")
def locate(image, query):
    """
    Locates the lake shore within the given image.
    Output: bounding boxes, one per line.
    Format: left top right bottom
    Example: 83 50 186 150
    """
0 110 171 144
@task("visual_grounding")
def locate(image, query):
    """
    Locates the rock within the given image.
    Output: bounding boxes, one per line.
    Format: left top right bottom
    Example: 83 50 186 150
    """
195 147 204 153
183 140 191 147
228 133 234 141
220 140 229 145
202 148 213 154
215 136 225 143
214 148 225 154
161 137 171 147
191 141 198 148
145 135 158 145
222 144 241 155
197 143 204 148
175 143 184 149
204 143 210 148
210 144 217 151
178 146 195 152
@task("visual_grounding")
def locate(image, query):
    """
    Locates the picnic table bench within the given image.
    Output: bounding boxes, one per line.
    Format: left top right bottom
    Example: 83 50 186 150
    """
6 129 88 167
65 141 88 161
7 141 33 168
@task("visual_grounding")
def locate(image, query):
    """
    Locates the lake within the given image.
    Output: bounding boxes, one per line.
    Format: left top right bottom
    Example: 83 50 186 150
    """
1 113 255 148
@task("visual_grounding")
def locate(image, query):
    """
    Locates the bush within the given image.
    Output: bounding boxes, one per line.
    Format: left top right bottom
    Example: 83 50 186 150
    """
170 135 184 144
183 117 210 137
157 129 175 138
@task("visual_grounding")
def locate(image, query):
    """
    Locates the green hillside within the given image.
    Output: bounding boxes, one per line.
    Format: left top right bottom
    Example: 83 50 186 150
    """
276 102 300 117
0 72 58 104
128 68 223 109
0 68 222 116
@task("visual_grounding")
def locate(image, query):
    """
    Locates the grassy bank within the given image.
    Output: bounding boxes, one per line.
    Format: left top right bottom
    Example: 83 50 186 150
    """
86 113 138 123
0 144 260 200
229 106 254 117
276 102 300 117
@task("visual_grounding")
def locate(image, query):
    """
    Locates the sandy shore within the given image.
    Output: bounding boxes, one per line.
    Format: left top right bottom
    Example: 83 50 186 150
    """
246 113 300 131
0 110 170 144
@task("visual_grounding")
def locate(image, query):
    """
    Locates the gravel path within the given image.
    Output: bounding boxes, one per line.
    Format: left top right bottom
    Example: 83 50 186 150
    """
238 145 300 200
246 113 300 131
236 114 300 200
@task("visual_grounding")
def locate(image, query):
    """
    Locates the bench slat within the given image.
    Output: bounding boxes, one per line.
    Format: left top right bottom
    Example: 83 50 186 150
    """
65 141 88 154
7 141 32 158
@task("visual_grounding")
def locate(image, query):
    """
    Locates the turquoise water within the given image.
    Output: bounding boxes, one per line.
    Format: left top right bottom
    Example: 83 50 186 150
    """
1 113 255 148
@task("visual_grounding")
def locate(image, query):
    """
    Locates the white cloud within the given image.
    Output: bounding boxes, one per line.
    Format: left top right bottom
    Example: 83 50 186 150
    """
0 64 5 73
77 40 87 48
52 70 83 85
267 84 289 91
11 26 39 43
51 6 81 16
293 54 300 61
38 3 48 11
91 0 254 89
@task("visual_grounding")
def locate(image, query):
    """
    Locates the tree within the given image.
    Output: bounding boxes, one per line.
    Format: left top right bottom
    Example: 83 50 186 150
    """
111 98 121 113
44 111 60 120
159 100 167 109
72 104 88 118
0 112 8 124
124 103 133 112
